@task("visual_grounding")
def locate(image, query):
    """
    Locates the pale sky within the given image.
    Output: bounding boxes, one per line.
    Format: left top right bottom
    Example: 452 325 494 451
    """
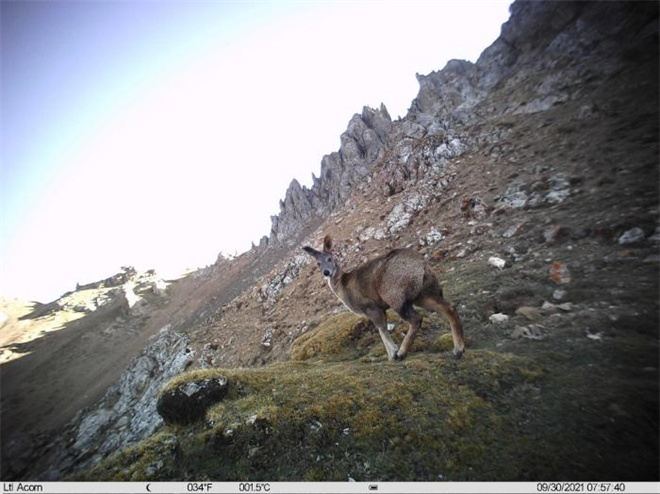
0 0 511 302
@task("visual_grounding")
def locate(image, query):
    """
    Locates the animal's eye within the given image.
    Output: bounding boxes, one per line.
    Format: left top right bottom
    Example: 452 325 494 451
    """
327 257 332 262
317 262 320 266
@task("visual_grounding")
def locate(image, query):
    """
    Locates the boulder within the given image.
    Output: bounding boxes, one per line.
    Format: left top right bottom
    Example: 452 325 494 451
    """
157 377 229 424
618 227 645 245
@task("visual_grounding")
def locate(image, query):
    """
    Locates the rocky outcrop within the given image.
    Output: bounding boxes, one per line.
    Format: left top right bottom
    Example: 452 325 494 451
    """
26 325 192 479
269 179 315 246
265 2 656 250
405 1 658 129
411 59 485 122
269 104 392 246
254 252 309 310
76 266 137 292
377 1 658 199
22 268 168 318
374 128 465 197
268 2 660 249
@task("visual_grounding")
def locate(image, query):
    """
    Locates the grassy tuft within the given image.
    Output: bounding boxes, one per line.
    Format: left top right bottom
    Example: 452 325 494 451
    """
290 312 380 361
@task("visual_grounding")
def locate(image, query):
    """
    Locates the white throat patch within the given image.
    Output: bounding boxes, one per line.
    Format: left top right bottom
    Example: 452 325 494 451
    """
325 276 361 316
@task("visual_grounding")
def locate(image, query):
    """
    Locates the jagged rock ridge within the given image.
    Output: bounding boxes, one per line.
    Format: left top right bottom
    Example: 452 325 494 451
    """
268 104 393 246
268 1 660 248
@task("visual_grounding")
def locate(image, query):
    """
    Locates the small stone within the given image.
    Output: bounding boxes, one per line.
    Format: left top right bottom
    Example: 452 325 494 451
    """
571 229 589 240
552 289 567 300
510 325 547 340
488 256 506 269
544 174 571 204
503 223 524 238
489 313 509 323
373 228 387 240
557 302 573 311
618 227 645 245
586 332 603 341
358 227 376 242
261 327 274 347
543 225 567 244
247 414 268 426
461 196 489 219
550 261 571 284
145 460 164 477
387 204 413 234
497 183 529 209
424 229 444 245
545 189 570 204
504 243 529 262
515 306 542 321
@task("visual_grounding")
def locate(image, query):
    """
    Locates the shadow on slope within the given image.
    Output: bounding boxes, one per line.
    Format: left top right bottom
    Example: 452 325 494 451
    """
0 287 167 480
1 292 140 437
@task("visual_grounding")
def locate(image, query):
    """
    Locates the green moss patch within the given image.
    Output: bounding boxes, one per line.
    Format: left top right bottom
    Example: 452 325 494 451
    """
290 312 381 361
290 310 459 363
78 349 542 481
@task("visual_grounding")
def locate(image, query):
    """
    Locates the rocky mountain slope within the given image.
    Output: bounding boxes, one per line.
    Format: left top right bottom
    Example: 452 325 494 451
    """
2 0 658 481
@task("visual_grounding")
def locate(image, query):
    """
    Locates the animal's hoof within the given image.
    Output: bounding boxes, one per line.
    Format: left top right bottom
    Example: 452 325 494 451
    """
390 353 399 361
453 348 465 359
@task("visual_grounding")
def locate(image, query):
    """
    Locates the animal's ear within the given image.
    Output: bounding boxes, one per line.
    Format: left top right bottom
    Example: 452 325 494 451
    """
302 246 319 257
323 235 333 253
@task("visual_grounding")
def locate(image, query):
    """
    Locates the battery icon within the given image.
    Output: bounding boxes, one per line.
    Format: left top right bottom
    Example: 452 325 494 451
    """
368 485 378 491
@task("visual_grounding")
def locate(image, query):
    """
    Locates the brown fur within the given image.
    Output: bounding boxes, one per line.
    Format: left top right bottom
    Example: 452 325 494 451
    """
303 235 465 360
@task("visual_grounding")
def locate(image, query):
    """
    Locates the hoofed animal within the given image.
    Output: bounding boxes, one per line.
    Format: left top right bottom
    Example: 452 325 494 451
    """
303 235 465 361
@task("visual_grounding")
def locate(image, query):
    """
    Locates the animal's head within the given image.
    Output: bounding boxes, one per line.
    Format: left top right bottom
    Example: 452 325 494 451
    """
302 235 339 279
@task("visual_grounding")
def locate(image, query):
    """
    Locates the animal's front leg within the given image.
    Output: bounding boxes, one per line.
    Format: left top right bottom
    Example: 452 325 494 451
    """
366 308 399 361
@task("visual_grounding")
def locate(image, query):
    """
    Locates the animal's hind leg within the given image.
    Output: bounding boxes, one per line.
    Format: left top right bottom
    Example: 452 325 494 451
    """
396 302 422 360
365 307 399 361
418 295 465 358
